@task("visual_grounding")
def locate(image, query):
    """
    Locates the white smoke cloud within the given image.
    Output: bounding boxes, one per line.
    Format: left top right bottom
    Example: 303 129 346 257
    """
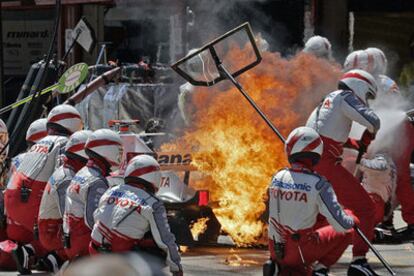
369 107 408 156
350 93 410 160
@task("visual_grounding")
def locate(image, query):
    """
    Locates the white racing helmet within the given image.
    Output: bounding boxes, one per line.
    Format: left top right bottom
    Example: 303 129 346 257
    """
303 35 332 59
344 48 387 77
285 126 323 165
0 119 8 162
343 50 370 72
124 154 161 191
26 118 47 144
47 104 83 135
85 129 123 170
65 130 93 160
365 47 387 76
339 69 377 104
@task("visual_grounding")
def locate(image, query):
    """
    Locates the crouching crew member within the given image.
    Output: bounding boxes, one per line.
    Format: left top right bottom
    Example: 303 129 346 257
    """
37 130 92 272
90 155 183 276
63 129 123 260
266 127 356 276
306 69 381 275
5 105 82 274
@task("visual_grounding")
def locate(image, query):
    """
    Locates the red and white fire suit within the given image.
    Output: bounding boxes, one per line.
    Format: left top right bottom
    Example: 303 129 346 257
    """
63 161 109 259
0 191 15 270
359 154 397 224
89 183 182 273
306 89 380 257
268 165 354 275
4 134 68 255
38 157 85 259
386 120 414 225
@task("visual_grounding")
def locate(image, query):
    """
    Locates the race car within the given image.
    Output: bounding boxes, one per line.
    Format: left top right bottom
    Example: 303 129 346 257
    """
108 120 221 246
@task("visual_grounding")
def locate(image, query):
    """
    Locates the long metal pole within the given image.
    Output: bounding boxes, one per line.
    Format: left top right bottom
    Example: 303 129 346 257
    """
354 226 396 275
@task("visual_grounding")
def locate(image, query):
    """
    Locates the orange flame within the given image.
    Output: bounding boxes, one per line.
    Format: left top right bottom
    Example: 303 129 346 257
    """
165 48 341 246
224 249 259 267
190 217 210 241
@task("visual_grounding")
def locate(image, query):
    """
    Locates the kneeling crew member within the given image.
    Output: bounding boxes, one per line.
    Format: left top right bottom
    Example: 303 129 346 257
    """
267 127 356 276
90 154 183 276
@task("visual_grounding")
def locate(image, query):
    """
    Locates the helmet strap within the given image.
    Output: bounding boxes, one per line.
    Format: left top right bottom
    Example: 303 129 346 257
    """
86 154 111 176
125 176 156 194
46 122 71 136
288 152 320 167
291 160 313 170
64 152 87 172
26 141 34 150
338 81 350 91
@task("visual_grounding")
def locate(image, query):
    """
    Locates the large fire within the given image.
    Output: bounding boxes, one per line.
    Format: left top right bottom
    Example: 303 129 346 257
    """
166 47 341 246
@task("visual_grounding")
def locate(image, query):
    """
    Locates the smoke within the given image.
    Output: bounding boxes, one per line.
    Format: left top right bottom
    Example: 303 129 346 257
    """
368 94 410 157
343 101 407 174
369 108 407 155
110 0 278 52
107 0 306 75
186 0 303 56
349 92 410 162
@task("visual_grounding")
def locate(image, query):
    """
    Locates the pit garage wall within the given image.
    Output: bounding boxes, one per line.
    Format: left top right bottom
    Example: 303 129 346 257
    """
1 9 55 76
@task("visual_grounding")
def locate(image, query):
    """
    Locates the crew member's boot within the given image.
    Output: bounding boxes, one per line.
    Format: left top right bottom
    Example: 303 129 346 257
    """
12 244 34 275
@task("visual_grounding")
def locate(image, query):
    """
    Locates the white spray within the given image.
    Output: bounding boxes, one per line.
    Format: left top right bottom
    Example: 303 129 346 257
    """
369 108 407 155
349 93 410 160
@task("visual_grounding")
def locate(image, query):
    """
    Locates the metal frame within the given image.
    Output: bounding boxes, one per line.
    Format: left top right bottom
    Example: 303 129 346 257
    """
171 22 262 87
